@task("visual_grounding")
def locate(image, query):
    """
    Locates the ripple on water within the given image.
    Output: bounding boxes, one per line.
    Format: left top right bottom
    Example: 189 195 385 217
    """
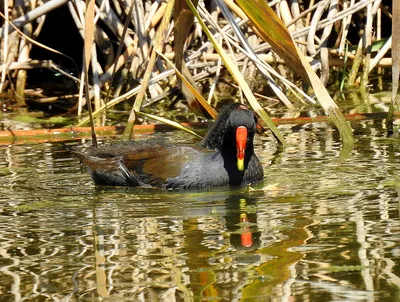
1 124 400 300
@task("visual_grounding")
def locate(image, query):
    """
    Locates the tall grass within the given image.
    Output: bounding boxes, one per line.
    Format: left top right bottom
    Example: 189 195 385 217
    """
0 0 394 142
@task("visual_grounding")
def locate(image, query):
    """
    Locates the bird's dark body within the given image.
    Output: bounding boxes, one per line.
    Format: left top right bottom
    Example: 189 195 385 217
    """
70 103 264 189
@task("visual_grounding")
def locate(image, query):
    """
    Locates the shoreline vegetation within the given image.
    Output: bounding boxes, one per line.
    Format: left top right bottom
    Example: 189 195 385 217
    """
1 110 396 145
0 0 395 144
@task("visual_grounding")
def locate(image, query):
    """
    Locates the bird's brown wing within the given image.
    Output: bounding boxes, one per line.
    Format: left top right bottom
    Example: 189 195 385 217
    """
122 146 204 187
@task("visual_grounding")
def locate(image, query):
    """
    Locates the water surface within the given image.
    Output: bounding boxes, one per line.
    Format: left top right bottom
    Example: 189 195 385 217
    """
1 121 400 301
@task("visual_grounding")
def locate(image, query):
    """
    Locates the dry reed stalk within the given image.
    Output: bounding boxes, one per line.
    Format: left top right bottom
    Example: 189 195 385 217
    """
0 0 394 131
376 6 382 75
393 1 400 105
0 0 69 38
122 0 175 139
292 0 376 40
290 0 307 55
279 0 295 33
212 0 296 108
91 43 103 111
104 0 135 104
15 22 32 105
307 0 330 56
360 3 373 89
337 0 354 56
0 0 9 94
146 1 163 30
201 5 315 106
319 0 338 85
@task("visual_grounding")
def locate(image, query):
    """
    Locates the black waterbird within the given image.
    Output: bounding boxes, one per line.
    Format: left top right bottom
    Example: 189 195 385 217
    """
69 103 264 189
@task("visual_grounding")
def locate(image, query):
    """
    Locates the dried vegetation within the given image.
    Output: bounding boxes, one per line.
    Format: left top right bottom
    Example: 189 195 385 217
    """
0 0 394 138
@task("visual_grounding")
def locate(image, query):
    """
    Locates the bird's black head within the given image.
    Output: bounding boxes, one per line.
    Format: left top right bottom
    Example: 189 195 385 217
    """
224 105 257 171
201 103 258 153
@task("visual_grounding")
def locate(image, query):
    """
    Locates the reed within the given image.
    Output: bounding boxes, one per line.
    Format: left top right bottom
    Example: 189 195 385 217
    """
0 0 394 140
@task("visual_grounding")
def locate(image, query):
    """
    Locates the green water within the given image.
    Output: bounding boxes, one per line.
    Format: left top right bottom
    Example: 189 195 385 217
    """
1 120 400 301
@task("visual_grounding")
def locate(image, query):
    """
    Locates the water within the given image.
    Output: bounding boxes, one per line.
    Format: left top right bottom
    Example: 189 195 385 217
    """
1 120 400 301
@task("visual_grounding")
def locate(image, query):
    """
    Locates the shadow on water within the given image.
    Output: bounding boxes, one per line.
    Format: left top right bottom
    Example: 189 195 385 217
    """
1 120 400 300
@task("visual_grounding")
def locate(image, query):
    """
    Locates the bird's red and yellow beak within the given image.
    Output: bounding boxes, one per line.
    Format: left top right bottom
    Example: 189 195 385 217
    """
236 126 247 171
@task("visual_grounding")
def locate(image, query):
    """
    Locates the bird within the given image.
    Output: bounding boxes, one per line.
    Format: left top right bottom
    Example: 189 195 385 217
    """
68 103 264 189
